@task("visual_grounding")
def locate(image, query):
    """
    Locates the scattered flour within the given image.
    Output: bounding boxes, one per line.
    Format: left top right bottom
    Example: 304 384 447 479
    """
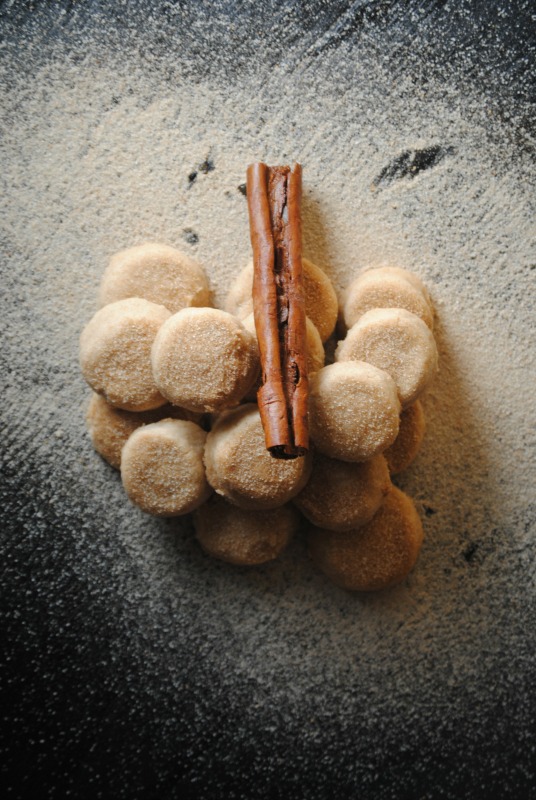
1 7 535 796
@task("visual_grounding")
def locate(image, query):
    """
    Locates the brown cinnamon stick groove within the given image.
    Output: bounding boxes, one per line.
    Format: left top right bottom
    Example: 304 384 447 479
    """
246 162 309 459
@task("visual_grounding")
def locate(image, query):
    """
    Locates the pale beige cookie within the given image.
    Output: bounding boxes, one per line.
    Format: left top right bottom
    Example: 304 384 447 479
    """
99 243 210 313
293 453 391 531
86 393 203 470
121 419 211 516
193 494 299 565
224 262 256 321
336 307 438 408
360 266 432 306
225 258 338 342
241 312 324 401
80 298 171 411
151 308 259 413
309 362 400 462
342 269 433 330
204 404 313 510
296 259 338 341
384 401 426 475
308 486 424 591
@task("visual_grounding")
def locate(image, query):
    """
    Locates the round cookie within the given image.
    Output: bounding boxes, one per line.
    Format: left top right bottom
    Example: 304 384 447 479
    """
86 393 203 470
225 258 338 342
336 307 438 408
193 494 299 565
384 400 426 475
293 453 391 531
359 266 432 306
80 298 171 411
204 404 313 510
288 258 339 342
121 419 211 516
99 243 210 313
151 308 259 413
342 268 433 330
308 486 424 591
309 362 400 462
224 262 256 321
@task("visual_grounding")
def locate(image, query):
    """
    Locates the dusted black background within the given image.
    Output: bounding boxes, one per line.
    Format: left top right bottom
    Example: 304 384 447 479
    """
1 2 535 799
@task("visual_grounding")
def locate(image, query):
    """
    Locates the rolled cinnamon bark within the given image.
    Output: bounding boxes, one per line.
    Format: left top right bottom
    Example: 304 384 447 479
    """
246 162 309 459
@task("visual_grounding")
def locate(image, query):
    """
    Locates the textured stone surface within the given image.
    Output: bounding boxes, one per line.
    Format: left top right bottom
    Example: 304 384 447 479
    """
1 1 535 798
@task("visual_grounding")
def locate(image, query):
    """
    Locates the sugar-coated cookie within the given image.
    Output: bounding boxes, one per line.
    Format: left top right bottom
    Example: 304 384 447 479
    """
80 298 170 411
294 453 391 531
121 419 211 516
194 494 299 565
99 242 210 313
309 362 400 462
204 404 312 510
151 308 259 413
308 487 424 591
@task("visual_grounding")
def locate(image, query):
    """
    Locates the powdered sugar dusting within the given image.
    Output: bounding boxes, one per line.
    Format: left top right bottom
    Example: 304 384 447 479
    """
2 3 535 795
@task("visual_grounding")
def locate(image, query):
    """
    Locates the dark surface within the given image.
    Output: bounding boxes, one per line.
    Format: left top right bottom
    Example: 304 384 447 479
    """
1 2 535 799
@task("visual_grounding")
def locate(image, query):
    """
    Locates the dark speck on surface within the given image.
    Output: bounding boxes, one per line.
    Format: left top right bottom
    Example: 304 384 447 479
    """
463 542 479 563
423 505 437 517
187 171 198 187
372 145 455 188
199 157 215 174
182 228 199 245
238 183 247 196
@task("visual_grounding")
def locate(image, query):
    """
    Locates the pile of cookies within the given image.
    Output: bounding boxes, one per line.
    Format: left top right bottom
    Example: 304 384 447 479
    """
81 242 437 591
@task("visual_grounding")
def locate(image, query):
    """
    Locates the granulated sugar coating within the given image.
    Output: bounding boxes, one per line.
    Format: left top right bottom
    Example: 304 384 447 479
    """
99 242 211 313
336 307 439 407
86 393 203 470
205 405 313 510
308 486 424 591
1 2 535 798
342 267 434 330
121 419 211 517
79 297 171 410
309 362 401 461
152 307 259 412
294 453 391 531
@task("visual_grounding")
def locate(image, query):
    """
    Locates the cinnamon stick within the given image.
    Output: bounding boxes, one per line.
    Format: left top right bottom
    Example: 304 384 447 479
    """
246 162 309 459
